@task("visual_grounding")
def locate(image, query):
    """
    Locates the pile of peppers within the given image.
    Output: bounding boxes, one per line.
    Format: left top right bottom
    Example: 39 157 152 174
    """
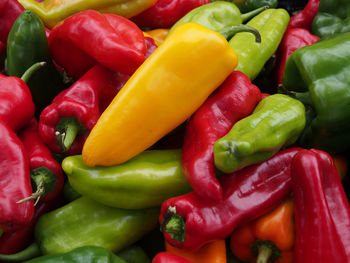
1 0 350 262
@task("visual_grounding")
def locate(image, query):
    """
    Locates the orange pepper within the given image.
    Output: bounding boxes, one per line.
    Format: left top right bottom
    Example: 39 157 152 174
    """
166 240 226 263
145 28 169 46
230 198 294 263
332 155 348 181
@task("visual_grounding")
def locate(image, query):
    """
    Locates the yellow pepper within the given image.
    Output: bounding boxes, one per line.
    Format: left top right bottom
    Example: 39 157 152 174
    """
18 0 158 28
82 23 238 167
145 28 170 46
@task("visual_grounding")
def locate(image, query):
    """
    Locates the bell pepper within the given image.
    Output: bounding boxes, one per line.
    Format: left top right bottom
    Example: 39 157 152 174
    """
145 29 169 46
144 36 158 58
291 149 350 262
287 0 320 31
131 0 209 28
0 0 23 46
152 252 191 263
159 147 301 252
39 64 129 155
229 8 290 80
82 23 244 167
213 94 305 174
312 0 350 38
0 197 159 262
165 240 226 263
182 71 261 201
62 150 191 209
48 10 146 79
118 246 151 263
230 198 294 263
282 32 350 153
168 1 268 36
18 119 64 205
232 0 277 13
18 0 158 29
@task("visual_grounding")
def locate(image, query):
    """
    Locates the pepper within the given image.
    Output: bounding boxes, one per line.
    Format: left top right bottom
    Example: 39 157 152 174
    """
18 119 64 205
131 0 209 28
48 10 146 79
333 155 348 181
18 0 158 29
82 23 246 167
0 197 159 262
312 0 350 38
230 198 294 263
118 246 151 263
287 0 320 31
182 71 261 201
0 0 24 47
232 0 277 13
0 119 34 233
159 147 301 252
152 252 191 263
39 64 129 155
145 29 169 46
274 27 319 87
62 150 191 209
291 149 350 262
213 94 305 174
229 8 290 80
282 32 350 153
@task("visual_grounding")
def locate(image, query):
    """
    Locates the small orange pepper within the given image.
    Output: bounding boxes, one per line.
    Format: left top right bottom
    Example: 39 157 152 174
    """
166 240 226 263
145 28 169 46
230 198 294 263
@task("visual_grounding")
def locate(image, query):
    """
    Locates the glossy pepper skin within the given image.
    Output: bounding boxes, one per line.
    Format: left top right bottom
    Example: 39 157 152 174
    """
312 0 350 38
214 94 305 174
0 0 23 47
82 23 238 167
131 0 209 28
230 198 294 263
160 147 301 252
287 0 320 31
39 64 129 155
152 252 191 263
182 71 261 201
292 149 350 262
48 10 146 79
229 9 290 80
62 150 191 209
18 0 158 28
232 0 277 13
282 32 350 153
145 29 169 46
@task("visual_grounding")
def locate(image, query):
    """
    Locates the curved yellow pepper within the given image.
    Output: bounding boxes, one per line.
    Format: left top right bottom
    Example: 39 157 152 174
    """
82 23 238 167
18 0 157 28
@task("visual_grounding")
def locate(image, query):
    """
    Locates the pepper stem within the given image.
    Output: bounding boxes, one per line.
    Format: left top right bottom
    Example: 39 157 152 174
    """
17 167 57 205
241 6 269 22
160 206 186 242
251 240 281 263
55 117 83 152
256 245 272 263
20 61 46 83
0 243 41 262
219 24 261 43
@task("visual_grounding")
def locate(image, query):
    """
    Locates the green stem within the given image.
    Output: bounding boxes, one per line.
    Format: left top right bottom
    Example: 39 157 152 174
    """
219 24 261 43
251 240 281 263
241 6 269 23
256 245 272 263
20 61 46 83
160 206 186 242
0 243 41 262
55 117 82 152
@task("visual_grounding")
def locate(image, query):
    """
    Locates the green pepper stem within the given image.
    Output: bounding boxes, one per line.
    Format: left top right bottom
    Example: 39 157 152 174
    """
251 239 281 263
256 245 272 263
0 243 40 262
241 6 269 23
55 117 82 152
219 24 261 43
160 207 186 242
20 61 46 83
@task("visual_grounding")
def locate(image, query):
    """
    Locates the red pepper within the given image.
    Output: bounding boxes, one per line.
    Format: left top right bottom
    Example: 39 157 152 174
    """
160 147 301 252
0 120 34 233
275 28 319 86
287 0 320 31
48 10 146 79
0 0 24 46
144 36 158 59
152 252 191 263
131 0 209 28
182 71 261 201
39 64 129 155
18 118 64 204
292 149 350 262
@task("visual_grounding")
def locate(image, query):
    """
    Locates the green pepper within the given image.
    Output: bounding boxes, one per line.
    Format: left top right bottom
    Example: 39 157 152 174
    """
62 150 191 209
312 0 350 38
229 8 290 80
22 246 127 263
282 32 350 153
117 246 151 263
232 0 277 13
62 181 81 202
168 1 267 36
213 94 306 173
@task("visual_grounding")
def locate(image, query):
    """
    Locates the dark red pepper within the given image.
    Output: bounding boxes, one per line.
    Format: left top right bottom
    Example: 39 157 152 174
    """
18 118 64 204
39 64 129 155
0 0 24 46
144 36 158 59
48 10 146 79
182 71 262 201
131 0 209 28
292 149 350 262
152 252 191 263
275 28 319 86
287 0 320 31
160 147 301 252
